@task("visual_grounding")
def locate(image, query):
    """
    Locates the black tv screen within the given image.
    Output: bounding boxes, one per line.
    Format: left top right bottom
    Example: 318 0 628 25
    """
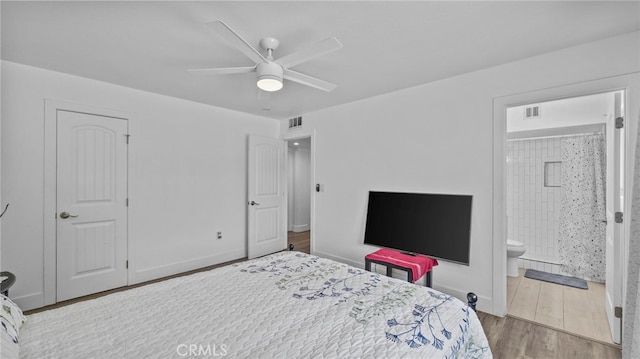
364 191 472 265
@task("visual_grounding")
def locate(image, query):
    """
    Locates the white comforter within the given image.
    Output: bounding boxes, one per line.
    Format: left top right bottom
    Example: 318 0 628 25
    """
20 252 492 358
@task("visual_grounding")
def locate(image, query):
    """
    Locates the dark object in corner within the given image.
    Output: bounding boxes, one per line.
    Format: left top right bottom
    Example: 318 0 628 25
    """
1 271 16 296
467 292 478 312
289 244 294 251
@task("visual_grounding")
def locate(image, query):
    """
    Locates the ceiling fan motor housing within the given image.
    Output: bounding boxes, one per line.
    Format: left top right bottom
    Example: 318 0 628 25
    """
256 62 284 91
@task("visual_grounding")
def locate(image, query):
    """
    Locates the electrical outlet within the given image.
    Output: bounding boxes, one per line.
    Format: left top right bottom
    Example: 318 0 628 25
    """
217 232 222 240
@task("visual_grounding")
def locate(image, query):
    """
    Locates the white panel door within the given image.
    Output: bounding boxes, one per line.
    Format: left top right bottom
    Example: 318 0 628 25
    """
605 92 624 344
56 110 128 302
247 135 287 259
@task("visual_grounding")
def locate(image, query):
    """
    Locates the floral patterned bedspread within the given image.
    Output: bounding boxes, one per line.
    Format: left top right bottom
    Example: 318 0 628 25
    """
20 251 492 358
236 251 491 358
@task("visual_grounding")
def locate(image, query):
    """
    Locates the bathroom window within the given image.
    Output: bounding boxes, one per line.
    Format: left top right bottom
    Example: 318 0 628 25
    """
544 161 561 187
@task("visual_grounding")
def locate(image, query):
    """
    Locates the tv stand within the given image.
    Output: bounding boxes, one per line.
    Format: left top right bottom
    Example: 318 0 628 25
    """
364 249 438 287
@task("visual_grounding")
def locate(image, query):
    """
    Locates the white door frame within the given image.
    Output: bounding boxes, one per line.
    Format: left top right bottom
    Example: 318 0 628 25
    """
492 73 639 317
282 129 316 254
43 99 133 306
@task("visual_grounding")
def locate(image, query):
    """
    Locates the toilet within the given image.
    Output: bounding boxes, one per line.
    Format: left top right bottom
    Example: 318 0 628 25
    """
507 239 526 277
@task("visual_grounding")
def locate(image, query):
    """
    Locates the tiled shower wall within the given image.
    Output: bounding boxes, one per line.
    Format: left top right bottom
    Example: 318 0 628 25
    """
506 137 563 274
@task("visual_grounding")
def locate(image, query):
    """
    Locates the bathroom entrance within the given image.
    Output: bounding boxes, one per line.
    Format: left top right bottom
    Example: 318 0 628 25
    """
504 91 625 345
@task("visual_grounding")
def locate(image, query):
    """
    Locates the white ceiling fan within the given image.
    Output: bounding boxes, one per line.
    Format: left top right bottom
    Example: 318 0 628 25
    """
189 20 343 92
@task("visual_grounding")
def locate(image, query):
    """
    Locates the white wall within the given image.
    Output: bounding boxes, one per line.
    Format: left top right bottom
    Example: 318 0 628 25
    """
1 61 279 310
287 147 295 231
281 31 640 314
507 92 615 133
293 147 311 231
287 146 311 232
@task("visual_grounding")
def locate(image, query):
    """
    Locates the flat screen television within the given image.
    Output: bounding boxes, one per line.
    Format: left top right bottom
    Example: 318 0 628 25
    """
363 191 472 265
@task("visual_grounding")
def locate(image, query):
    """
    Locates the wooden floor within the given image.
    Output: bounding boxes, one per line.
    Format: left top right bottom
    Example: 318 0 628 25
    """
478 311 621 359
507 268 616 345
288 230 310 254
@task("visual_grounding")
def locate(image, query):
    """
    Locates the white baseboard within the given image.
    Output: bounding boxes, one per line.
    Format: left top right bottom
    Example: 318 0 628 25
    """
434 283 493 315
11 292 44 312
292 224 309 232
313 250 363 268
131 249 245 284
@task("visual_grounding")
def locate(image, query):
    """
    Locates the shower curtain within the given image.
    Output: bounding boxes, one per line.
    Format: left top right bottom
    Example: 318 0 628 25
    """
558 133 606 280
623 123 640 358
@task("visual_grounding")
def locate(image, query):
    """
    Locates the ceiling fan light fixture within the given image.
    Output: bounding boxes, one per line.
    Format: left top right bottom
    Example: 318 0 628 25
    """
256 62 284 92
257 76 283 92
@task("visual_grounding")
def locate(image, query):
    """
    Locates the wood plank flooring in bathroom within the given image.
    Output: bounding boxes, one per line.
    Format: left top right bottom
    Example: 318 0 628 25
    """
507 268 617 346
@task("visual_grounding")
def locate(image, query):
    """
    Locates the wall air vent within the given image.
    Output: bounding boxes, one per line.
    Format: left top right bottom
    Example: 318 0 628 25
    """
524 105 541 119
288 116 303 130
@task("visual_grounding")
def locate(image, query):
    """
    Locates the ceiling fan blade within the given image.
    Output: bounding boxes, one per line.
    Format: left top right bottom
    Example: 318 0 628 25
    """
284 69 337 92
207 20 267 64
188 66 255 75
277 37 343 69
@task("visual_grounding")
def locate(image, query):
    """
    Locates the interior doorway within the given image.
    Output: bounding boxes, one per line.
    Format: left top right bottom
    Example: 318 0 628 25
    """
504 91 624 345
287 137 312 254
56 110 129 302
43 100 132 306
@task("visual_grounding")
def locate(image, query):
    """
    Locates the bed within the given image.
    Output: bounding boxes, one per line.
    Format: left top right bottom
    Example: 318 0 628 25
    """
4 251 492 358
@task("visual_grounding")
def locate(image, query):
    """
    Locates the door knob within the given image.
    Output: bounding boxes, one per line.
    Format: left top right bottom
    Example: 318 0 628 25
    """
59 211 79 219
249 201 260 206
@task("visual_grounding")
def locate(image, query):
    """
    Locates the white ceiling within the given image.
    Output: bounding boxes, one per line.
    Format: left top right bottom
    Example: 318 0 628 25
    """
2 1 638 120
